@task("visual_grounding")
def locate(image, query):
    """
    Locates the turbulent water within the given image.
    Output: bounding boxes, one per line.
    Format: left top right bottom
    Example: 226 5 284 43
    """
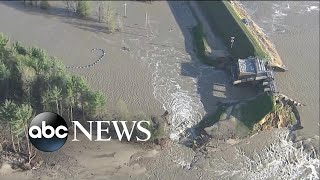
127 2 207 140
217 1 319 179
236 2 320 178
240 1 319 138
130 1 320 179
207 129 320 180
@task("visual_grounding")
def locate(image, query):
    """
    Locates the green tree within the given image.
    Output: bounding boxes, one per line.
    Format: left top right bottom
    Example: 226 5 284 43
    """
115 99 130 121
15 104 33 157
95 91 106 118
76 1 91 18
65 74 76 122
0 61 10 81
0 60 11 98
51 86 62 114
42 86 62 114
0 33 9 49
28 47 51 75
0 100 18 152
49 57 66 76
63 1 77 14
12 41 28 55
104 1 117 33
17 61 36 102
39 0 50 10
73 75 89 113
82 90 106 118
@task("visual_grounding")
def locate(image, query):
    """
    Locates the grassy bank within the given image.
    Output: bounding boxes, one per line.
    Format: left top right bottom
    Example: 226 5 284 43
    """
191 24 220 67
196 1 266 59
237 93 274 129
196 93 274 133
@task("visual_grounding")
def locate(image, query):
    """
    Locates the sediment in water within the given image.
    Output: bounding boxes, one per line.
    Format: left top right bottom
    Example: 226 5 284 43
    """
231 1 287 70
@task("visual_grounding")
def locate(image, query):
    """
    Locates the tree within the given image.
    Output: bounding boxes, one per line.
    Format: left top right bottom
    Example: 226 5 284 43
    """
97 1 117 32
12 41 28 55
0 33 9 52
41 89 52 111
98 1 104 23
73 75 89 108
50 86 62 114
115 99 130 121
15 104 33 158
104 1 117 33
0 100 18 152
63 0 77 14
65 74 76 122
49 57 66 76
28 47 51 75
95 91 106 118
0 61 11 98
26 0 38 6
0 61 10 81
41 86 62 114
39 0 50 10
76 1 91 18
1 101 34 158
17 61 36 102
83 90 106 118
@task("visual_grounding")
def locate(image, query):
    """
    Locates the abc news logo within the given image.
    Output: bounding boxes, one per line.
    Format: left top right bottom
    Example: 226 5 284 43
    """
29 112 151 152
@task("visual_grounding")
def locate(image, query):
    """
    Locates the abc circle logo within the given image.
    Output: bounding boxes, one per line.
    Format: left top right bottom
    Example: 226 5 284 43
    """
29 112 68 152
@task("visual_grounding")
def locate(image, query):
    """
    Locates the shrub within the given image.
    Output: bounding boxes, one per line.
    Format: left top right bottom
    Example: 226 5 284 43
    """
192 24 220 67
39 0 50 10
0 33 9 49
76 1 91 18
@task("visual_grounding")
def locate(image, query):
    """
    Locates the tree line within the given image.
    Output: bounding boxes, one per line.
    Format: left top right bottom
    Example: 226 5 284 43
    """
0 33 106 161
23 1 119 33
0 33 166 164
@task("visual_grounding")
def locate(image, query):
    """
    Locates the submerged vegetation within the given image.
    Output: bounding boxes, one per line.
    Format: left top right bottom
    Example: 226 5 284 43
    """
39 0 50 10
98 1 118 33
191 24 221 67
76 1 91 17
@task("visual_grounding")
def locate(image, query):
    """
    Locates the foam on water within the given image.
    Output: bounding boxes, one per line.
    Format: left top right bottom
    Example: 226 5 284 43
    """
271 3 290 34
241 1 319 34
130 38 205 141
307 6 319 12
127 2 209 141
212 2 319 178
208 129 319 179
126 2 319 178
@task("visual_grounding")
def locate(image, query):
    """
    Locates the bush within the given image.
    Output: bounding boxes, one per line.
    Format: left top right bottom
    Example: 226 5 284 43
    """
132 114 166 142
76 1 91 17
39 0 50 10
238 93 274 129
0 33 9 49
192 24 220 67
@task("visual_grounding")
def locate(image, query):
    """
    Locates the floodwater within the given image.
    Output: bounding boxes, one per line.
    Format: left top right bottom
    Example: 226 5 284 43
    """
0 1 319 179
241 1 319 142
